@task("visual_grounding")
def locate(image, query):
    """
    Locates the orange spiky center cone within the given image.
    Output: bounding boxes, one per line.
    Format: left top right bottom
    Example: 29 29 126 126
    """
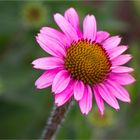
64 39 111 85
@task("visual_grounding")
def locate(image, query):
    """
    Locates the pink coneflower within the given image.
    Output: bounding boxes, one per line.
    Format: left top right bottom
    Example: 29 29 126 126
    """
32 8 135 115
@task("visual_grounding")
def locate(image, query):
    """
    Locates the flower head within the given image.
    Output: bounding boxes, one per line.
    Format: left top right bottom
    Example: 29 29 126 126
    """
32 8 135 115
21 2 47 28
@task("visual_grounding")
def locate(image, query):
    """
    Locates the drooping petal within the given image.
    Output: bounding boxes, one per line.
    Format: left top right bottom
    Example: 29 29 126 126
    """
36 33 66 57
40 27 70 47
93 86 104 115
52 70 71 93
111 66 134 73
109 72 135 85
97 84 120 110
108 45 128 60
95 31 110 43
102 36 121 50
35 69 60 89
74 80 85 101
106 79 131 102
83 15 97 41
111 54 132 66
79 85 92 115
32 57 64 70
54 13 78 42
55 80 74 106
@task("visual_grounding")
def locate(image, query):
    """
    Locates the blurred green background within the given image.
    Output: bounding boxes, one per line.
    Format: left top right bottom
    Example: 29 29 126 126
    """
0 0 140 139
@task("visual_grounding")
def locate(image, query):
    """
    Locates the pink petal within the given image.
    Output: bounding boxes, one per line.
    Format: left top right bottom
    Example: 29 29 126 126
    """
111 54 132 66
36 39 56 57
108 45 128 60
40 27 70 47
64 8 82 38
52 70 71 93
79 85 92 115
106 79 131 102
36 33 66 57
55 80 74 106
109 72 136 85
95 31 110 43
32 57 64 70
74 80 85 101
102 36 121 50
35 69 59 89
83 15 97 41
54 13 78 42
111 66 134 73
64 8 79 31
97 84 120 110
93 86 104 115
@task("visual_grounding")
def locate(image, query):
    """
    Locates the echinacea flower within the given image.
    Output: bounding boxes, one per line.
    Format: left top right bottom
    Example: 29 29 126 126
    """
22 2 47 28
32 8 135 115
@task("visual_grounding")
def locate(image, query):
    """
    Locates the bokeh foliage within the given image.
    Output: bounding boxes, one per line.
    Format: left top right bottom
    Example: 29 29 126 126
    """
0 1 140 139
